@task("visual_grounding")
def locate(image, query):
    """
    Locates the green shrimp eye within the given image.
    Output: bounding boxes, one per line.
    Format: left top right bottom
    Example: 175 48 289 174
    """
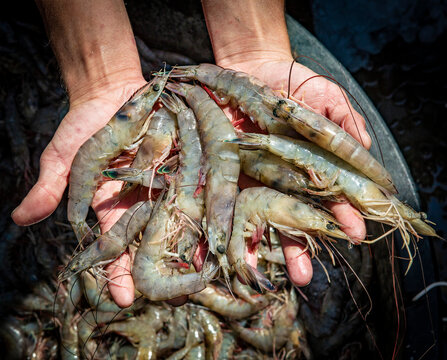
153 84 160 92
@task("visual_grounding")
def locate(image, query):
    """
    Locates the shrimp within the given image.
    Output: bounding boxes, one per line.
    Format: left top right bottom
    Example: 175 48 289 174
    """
217 333 237 360
119 106 177 197
169 63 296 136
167 312 204 360
132 184 218 301
67 74 168 244
230 288 298 353
230 133 439 270
228 187 351 292
169 64 396 193
157 307 188 355
162 93 205 264
59 201 153 281
189 283 270 320
166 82 240 283
240 149 340 198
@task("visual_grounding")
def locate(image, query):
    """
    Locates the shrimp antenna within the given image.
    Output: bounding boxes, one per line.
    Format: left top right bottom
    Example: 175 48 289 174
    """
288 54 385 168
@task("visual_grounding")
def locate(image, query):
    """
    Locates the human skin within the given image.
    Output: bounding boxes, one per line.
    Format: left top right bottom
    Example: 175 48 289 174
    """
12 0 369 307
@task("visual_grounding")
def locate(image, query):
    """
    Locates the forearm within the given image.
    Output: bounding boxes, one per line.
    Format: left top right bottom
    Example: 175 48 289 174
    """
202 0 292 66
36 0 142 104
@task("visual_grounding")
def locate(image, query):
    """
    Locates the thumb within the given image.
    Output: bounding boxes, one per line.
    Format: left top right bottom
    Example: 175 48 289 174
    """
11 142 70 225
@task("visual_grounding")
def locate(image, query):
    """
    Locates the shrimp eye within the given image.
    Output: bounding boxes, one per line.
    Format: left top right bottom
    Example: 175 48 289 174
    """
420 212 427 220
217 245 226 254
326 222 336 230
153 84 160 92
278 99 286 106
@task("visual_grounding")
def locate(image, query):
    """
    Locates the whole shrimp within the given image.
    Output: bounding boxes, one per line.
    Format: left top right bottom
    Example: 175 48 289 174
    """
67 74 168 244
166 82 240 283
59 200 153 281
162 93 205 264
168 63 396 194
231 133 439 270
132 183 218 301
228 187 351 292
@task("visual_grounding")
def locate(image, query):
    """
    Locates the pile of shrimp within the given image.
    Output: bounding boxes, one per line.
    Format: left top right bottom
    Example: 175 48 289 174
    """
56 63 440 358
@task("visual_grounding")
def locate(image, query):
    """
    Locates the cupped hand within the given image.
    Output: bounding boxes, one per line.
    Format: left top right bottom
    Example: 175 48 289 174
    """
217 55 370 287
12 76 148 308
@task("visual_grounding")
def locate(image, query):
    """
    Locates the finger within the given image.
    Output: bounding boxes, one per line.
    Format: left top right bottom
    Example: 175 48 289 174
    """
324 198 366 243
327 104 371 149
106 252 135 308
11 143 69 225
279 233 313 286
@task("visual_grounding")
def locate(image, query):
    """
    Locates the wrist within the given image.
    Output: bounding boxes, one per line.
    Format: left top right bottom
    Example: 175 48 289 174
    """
202 0 292 68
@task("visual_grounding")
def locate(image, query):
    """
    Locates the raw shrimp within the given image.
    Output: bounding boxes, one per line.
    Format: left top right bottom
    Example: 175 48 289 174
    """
169 63 396 193
189 283 269 320
166 82 240 282
240 149 339 198
230 289 298 353
120 106 177 197
169 63 296 136
167 312 203 360
228 187 351 292
132 186 218 301
217 333 237 360
67 74 168 244
157 307 188 355
231 133 439 269
59 201 153 281
162 93 205 264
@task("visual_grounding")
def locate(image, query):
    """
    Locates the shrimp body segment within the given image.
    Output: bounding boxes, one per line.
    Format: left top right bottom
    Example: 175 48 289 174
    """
228 187 350 292
170 63 295 136
166 82 240 280
67 75 168 243
59 201 153 281
264 96 397 193
132 195 218 301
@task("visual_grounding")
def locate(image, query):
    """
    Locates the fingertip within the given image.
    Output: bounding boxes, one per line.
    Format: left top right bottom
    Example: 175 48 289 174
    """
325 200 366 243
106 253 135 308
280 234 313 287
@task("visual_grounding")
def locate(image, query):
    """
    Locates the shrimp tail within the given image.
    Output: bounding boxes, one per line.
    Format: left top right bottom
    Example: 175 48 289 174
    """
160 92 184 114
233 261 275 294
